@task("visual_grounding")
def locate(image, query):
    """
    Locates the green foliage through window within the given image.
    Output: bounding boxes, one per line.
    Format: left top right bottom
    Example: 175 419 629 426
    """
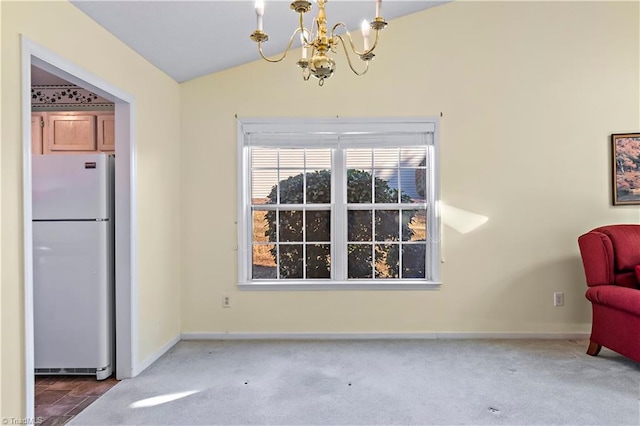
264 169 424 279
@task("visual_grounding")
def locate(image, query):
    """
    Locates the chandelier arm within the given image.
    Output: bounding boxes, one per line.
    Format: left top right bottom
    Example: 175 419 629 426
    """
312 17 318 39
330 22 345 38
257 28 304 63
332 22 381 56
331 22 363 56
368 28 381 53
299 13 309 44
336 35 370 76
299 14 316 46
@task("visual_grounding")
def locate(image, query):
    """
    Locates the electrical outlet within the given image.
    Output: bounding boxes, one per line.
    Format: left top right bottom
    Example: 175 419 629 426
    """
553 292 564 307
222 295 231 308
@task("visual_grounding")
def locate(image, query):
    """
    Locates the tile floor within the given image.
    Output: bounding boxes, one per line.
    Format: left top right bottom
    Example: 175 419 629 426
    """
35 375 118 426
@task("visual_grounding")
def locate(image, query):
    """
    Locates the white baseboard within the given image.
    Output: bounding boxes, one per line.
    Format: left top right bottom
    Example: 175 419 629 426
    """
132 333 180 377
435 332 590 339
181 332 590 340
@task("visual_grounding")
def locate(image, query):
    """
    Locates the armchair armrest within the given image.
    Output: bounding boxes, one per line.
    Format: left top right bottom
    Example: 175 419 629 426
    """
578 231 615 287
586 286 640 316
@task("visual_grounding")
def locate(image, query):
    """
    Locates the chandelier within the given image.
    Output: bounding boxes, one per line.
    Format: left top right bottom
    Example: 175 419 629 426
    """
250 0 387 86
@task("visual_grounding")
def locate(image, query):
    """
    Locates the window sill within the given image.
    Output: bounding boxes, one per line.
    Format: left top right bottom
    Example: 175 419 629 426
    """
237 281 442 291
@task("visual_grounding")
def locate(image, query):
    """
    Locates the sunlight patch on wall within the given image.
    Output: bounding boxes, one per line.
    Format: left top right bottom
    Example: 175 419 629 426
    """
441 203 489 234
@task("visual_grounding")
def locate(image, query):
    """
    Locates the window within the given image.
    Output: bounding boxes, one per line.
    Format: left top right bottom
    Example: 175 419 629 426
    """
237 118 440 289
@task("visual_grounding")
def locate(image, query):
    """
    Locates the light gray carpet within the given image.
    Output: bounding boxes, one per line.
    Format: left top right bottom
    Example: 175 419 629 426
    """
70 339 639 425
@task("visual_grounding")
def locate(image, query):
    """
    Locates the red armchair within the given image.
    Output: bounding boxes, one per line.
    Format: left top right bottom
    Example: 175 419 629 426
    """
578 225 640 363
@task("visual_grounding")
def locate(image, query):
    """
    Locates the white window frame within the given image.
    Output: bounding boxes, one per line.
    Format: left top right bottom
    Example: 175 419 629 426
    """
237 117 441 290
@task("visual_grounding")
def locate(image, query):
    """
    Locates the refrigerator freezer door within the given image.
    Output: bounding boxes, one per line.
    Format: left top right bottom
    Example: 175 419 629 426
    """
33 221 113 370
32 154 113 220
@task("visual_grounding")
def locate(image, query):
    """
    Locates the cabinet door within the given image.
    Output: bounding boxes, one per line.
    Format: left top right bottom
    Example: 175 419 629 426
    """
31 113 44 155
97 114 115 152
46 114 96 153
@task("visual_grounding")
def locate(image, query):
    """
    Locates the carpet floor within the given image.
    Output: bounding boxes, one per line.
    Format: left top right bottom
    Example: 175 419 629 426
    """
70 339 639 425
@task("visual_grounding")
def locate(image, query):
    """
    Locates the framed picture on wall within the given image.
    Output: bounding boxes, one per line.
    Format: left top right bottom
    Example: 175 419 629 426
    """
613 133 640 205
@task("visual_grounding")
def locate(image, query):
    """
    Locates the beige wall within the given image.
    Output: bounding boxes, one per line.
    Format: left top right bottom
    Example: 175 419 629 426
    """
180 2 639 333
1 0 181 418
2 0 638 420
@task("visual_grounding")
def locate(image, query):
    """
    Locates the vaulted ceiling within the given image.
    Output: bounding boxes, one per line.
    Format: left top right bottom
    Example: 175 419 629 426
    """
70 1 447 83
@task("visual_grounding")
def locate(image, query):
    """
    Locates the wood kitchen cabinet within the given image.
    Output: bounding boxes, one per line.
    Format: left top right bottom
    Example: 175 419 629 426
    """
31 113 44 155
45 113 97 153
33 111 114 155
97 113 115 153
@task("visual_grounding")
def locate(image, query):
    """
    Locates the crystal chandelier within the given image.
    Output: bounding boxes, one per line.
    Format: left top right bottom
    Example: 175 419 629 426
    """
250 0 387 86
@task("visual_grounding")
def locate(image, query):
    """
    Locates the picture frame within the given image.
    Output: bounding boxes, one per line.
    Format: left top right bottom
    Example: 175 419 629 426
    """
612 133 640 205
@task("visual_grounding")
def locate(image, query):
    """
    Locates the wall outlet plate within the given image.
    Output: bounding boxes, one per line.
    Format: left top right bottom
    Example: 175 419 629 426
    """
222 295 231 308
553 292 564 307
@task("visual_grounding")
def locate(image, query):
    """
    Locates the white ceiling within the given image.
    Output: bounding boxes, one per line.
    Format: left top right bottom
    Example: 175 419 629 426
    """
70 0 447 83
31 65 74 85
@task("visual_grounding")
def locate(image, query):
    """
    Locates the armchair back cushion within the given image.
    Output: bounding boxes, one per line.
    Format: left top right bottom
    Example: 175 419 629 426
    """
578 225 640 289
598 225 640 270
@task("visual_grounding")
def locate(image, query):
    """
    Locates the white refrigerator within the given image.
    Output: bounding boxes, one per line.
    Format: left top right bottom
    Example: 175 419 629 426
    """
32 154 114 380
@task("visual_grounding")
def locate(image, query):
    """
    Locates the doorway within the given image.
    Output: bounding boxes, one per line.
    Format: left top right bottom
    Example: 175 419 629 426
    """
21 37 138 420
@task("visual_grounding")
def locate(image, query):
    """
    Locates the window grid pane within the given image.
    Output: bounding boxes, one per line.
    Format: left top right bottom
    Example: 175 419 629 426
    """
347 207 428 280
250 147 332 280
344 145 428 280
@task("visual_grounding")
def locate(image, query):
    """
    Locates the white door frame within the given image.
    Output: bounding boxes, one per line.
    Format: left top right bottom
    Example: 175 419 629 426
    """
21 37 139 419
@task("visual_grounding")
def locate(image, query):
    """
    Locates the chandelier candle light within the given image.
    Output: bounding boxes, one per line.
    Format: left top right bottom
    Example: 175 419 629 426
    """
250 0 387 86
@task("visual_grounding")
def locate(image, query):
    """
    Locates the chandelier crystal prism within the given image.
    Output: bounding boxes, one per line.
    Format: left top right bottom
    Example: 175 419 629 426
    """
250 0 387 86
